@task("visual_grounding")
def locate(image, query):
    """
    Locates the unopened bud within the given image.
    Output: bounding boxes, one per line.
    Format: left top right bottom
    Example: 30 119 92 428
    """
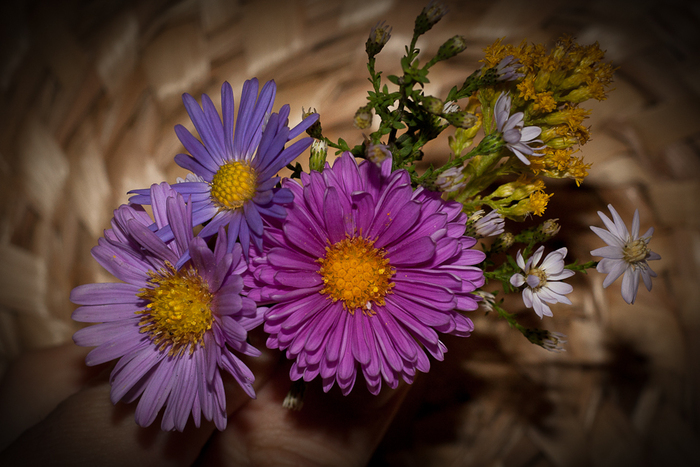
421 96 444 114
414 0 448 35
302 107 322 139
353 105 373 129
539 218 561 237
309 139 328 172
444 111 478 129
366 21 392 58
436 35 467 61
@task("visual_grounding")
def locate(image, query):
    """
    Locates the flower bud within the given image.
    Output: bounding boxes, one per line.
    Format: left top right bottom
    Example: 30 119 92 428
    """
353 105 373 129
301 107 322 139
309 139 328 172
444 111 478 129
366 21 392 58
414 0 448 35
421 96 444 114
436 35 467 61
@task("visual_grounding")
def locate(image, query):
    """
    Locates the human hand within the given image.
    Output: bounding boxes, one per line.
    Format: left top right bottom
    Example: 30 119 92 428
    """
0 330 409 466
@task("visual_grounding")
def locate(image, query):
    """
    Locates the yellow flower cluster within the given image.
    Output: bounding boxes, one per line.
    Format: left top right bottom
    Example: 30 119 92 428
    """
487 177 553 218
482 35 615 185
528 147 593 186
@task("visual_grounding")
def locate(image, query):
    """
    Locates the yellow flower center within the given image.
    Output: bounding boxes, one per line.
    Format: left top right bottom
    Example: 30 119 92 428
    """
623 238 650 264
317 236 395 314
210 161 257 210
137 263 213 356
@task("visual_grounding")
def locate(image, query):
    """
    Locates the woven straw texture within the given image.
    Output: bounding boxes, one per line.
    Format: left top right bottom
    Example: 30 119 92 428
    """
1 0 699 465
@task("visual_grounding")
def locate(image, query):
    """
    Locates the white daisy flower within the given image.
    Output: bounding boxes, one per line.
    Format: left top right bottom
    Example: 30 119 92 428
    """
494 93 543 165
590 204 661 304
510 246 575 318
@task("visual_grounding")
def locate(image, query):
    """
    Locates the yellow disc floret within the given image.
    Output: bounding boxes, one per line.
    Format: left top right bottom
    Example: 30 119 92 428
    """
137 263 213 356
317 236 395 314
210 161 257 210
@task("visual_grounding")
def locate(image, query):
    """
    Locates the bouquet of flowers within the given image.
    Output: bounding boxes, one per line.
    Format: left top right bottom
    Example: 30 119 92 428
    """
69 2 660 432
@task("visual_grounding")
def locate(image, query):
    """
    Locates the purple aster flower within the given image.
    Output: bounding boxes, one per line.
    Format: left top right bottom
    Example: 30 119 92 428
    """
495 92 543 165
129 79 318 258
510 246 574 318
590 204 661 304
71 182 264 431
248 153 486 395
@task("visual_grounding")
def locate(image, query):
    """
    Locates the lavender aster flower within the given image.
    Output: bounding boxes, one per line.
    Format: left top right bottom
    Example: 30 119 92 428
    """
129 79 318 258
71 182 264 431
434 166 466 193
493 55 524 82
495 92 543 165
510 246 574 318
471 209 505 237
590 204 661 304
249 153 486 395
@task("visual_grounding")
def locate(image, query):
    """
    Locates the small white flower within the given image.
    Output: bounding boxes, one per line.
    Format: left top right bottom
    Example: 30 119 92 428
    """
473 290 496 312
590 204 661 304
442 100 459 114
474 209 505 237
494 55 524 82
435 166 466 193
510 246 574 318
542 331 567 352
176 172 206 184
494 93 543 165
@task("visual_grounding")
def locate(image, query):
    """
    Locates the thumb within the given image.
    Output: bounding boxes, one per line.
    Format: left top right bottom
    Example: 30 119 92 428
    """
199 366 411 467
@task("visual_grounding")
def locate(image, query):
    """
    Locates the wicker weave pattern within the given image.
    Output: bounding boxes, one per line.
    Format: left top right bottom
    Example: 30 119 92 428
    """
1 0 698 465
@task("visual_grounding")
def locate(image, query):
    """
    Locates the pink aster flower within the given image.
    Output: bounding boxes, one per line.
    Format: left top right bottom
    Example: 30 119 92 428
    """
494 92 543 165
248 153 486 395
71 182 264 431
590 204 660 304
510 246 574 318
130 79 318 258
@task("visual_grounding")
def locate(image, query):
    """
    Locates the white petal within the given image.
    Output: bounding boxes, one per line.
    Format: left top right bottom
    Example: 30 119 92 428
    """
516 250 526 270
509 146 530 165
590 226 625 248
531 246 545 268
608 204 630 240
641 227 655 240
590 245 623 259
520 126 541 141
532 294 552 318
549 269 575 280
510 273 525 287
541 252 565 275
602 260 628 288
631 209 640 239
522 288 533 308
620 269 639 304
641 269 653 291
547 281 573 296
527 274 540 288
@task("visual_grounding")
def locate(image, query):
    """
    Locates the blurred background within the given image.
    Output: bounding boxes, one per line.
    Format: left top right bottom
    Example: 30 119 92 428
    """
0 0 698 465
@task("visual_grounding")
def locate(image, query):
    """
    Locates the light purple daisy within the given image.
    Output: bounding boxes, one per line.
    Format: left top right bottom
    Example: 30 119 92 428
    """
590 204 660 304
492 55 524 82
495 92 543 165
248 153 486 395
71 182 264 431
471 209 505 237
129 79 318 258
510 246 574 318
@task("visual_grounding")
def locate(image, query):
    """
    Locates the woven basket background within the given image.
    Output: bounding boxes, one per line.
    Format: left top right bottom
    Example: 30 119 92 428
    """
1 0 699 465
